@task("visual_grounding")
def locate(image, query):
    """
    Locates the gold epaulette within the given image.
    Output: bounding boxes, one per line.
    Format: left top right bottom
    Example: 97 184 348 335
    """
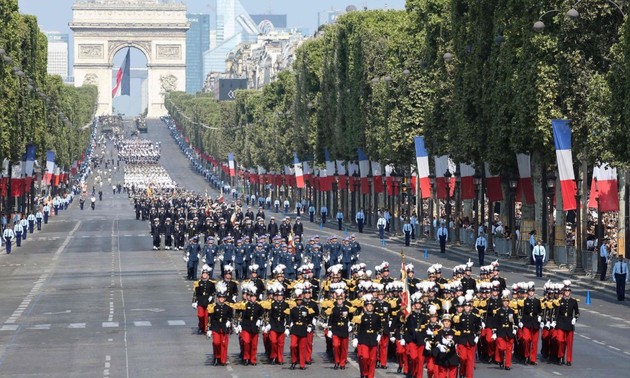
324 307 333 316
351 299 363 308
207 303 216 313
553 299 561 307
320 299 334 309
352 315 362 324
349 306 357 314
287 299 297 308
260 300 272 310
493 308 499 315
454 330 461 336
193 281 200 288
283 308 290 315
453 315 461 323
307 308 315 314
230 301 246 311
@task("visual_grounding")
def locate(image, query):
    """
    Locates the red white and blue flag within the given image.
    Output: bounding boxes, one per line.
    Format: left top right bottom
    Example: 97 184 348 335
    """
294 152 305 189
228 153 236 177
112 48 131 98
588 163 619 212
358 148 370 194
552 119 577 210
24 144 36 177
414 136 432 199
44 150 55 186
459 163 476 200
516 153 535 204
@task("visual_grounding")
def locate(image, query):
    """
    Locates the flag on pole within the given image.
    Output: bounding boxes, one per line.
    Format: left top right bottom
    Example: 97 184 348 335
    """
336 160 347 190
71 160 78 176
400 261 411 318
516 153 535 204
434 155 455 199
459 163 475 200
552 119 577 211
358 148 370 194
322 149 335 192
1 159 8 197
11 162 23 197
302 161 312 186
228 153 236 177
371 161 384 193
588 163 619 212
294 152 305 189
25 144 36 177
484 162 503 202
112 48 131 98
44 150 55 185
414 136 432 199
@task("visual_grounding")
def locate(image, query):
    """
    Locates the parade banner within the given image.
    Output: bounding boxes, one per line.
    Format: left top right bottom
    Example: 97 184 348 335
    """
516 153 535 204
336 160 347 190
552 119 577 210
1 158 8 197
484 162 503 202
44 150 55 185
11 163 23 197
588 163 619 212
371 161 384 193
112 48 131 98
228 153 236 177
414 136 432 199
24 144 36 177
358 148 370 195
294 153 305 189
459 163 475 200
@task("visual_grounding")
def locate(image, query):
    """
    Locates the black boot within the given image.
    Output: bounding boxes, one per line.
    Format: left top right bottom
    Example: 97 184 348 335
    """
290 363 296 370
212 358 219 366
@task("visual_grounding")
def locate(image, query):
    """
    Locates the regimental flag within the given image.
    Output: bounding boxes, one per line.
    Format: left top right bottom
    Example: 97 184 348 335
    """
228 153 236 177
112 48 131 98
484 162 503 202
552 119 577 211
434 156 455 199
400 261 411 318
588 163 619 212
459 163 476 200
24 144 36 177
371 161 384 193
294 152 305 189
44 150 55 185
516 153 535 204
358 148 370 194
336 160 347 190
414 136 432 199
11 162 23 197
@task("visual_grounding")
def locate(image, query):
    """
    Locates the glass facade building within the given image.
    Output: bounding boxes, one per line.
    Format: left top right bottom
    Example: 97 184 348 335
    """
186 14 210 93
44 31 69 81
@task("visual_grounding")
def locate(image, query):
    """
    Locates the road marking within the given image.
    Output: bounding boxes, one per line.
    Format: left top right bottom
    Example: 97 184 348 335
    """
593 340 605 345
579 334 591 340
43 310 71 315
552 372 562 376
68 323 86 329
0 325 19 331
130 308 164 313
609 346 621 351
102 322 119 328
134 321 151 327
168 320 186 326
27 324 51 330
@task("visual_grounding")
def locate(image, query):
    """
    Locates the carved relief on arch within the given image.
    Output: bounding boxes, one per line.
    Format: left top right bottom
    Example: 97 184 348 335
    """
83 73 98 86
160 74 178 94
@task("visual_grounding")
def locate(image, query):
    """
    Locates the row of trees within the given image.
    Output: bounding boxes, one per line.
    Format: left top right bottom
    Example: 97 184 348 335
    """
0 0 98 172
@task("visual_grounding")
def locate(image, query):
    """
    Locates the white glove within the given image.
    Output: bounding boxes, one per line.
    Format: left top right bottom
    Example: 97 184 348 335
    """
442 337 450 346
208 296 213 303
545 321 551 328
481 322 486 329
184 257 189 262
551 321 556 328
235 325 242 334
390 337 396 343
512 329 517 335
256 320 262 327
312 318 317 326
540 322 545 329
307 325 313 333
206 330 212 337
518 322 523 328
474 336 479 344
348 325 353 332
265 324 271 333
400 339 406 346
192 302 198 309
226 321 231 328
438 344 448 353
352 339 358 348
218 255 224 261
284 329 290 336
426 328 433 336
376 335 381 343
232 296 237 303
491 333 497 340
425 341 431 350
537 316 542 323
264 263 267 267
571 318 576 325
327 330 333 338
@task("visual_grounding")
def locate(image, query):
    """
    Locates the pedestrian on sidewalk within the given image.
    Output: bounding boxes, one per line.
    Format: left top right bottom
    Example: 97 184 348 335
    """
437 222 448 253
532 239 546 278
320 205 328 226
308 204 315 222
377 215 386 245
476 231 488 266
612 255 628 301
355 209 365 233
336 210 344 231
402 218 412 246
600 239 610 281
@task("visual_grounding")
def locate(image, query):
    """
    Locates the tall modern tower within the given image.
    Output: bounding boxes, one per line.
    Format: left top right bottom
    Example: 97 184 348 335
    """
186 13 210 94
203 0 260 76
44 31 69 81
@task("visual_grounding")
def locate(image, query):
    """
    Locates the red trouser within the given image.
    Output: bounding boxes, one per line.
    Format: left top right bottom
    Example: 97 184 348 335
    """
495 337 514 367
377 332 390 366
197 306 208 332
426 356 439 378
290 334 308 368
457 343 476 378
241 330 259 363
541 327 552 357
332 335 349 367
357 344 377 378
406 343 425 378
481 328 495 358
522 327 540 362
395 340 408 374
438 365 458 378
262 331 271 356
306 331 314 362
269 330 286 363
550 329 560 359
212 331 229 364
556 329 574 362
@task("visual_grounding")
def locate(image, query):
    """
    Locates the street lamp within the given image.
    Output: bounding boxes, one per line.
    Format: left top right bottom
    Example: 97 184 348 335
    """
444 169 452 240
473 169 482 235
509 173 519 257
429 173 436 239
454 167 461 244
594 176 603 276
546 170 557 265
574 177 585 274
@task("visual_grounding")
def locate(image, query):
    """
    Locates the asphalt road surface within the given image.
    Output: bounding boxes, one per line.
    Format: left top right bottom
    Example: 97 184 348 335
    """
0 118 628 378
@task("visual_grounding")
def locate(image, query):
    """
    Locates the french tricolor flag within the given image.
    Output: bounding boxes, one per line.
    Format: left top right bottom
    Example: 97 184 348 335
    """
434 155 455 199
25 144 36 177
459 163 475 200
588 163 619 212
336 160 347 190
358 148 371 194
516 153 535 204
552 119 577 211
294 152 305 189
228 153 236 177
112 48 131 98
414 136 431 199
44 150 55 186
321 149 335 192
371 161 384 193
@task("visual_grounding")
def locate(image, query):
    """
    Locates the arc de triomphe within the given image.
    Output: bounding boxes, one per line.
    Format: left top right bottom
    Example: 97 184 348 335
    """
70 0 188 117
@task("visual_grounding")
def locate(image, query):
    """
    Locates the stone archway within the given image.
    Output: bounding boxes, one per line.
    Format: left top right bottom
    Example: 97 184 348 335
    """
70 0 188 118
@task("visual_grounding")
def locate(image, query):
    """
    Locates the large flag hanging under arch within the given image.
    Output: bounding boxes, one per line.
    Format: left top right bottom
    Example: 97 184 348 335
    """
112 48 131 98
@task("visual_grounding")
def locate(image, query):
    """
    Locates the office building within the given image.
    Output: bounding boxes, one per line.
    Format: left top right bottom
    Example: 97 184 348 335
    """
44 31 69 81
186 13 210 93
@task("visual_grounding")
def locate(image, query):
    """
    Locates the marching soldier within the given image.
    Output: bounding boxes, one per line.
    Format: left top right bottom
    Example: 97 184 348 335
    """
13 220 24 247
434 314 459 378
325 287 356 370
492 289 518 370
554 280 579 366
150 218 161 250
303 281 319 365
289 284 314 370
26 212 36 234
265 282 290 365
19 216 28 240
352 294 382 378
520 281 543 365
185 236 201 280
235 282 265 366
208 281 233 366
163 217 174 250
405 291 428 378
202 236 218 279
192 265 216 335
2 226 15 254
35 209 43 230
453 293 482 378
424 305 442 378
